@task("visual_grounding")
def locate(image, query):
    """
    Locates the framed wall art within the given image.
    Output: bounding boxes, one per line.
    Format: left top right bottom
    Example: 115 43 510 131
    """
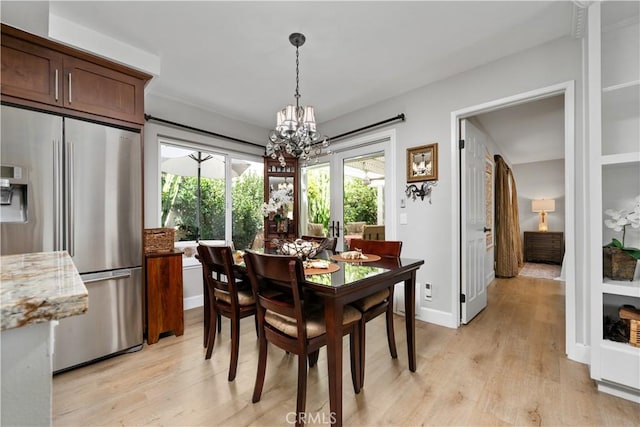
407 143 438 182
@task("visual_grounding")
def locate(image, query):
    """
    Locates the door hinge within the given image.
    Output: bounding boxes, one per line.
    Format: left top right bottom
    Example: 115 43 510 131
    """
459 139 465 150
460 293 466 303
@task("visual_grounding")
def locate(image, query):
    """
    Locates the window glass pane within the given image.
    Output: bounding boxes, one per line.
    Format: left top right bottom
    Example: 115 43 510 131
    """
160 144 226 242
231 159 264 249
302 163 331 237
343 154 385 225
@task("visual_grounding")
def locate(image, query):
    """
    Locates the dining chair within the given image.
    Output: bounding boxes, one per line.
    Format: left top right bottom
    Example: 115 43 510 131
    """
243 250 362 426
196 244 256 381
348 238 402 386
300 235 338 253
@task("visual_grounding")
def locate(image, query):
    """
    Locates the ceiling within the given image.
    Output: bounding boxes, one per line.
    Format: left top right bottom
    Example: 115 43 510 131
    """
42 1 576 130
2 1 580 165
474 95 565 165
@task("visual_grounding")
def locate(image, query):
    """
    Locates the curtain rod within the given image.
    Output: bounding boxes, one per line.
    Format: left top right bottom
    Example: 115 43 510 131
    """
145 112 406 152
325 113 406 143
144 114 264 148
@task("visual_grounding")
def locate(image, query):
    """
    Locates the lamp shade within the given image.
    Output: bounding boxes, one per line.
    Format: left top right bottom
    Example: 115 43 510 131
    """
532 199 555 212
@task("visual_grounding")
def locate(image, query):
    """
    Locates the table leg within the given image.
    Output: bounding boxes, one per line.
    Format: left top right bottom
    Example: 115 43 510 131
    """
325 298 343 427
404 271 417 372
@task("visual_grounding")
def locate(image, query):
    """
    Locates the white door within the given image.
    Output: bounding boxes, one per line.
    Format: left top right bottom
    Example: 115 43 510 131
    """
461 119 488 323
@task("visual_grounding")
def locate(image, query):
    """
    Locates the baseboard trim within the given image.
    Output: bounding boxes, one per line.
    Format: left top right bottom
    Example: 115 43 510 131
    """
567 342 590 365
597 381 640 403
417 307 457 329
183 295 203 311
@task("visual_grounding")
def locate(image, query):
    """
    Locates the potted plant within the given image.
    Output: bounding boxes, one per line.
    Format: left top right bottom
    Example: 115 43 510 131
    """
261 188 293 232
603 196 640 281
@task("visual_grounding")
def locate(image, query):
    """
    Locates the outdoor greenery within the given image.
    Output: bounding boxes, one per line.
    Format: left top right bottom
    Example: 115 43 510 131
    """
161 161 378 250
305 169 378 230
161 172 263 249
306 168 331 233
343 177 378 225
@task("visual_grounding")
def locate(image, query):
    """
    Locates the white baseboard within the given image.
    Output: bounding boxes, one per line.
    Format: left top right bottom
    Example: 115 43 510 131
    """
417 306 457 328
567 342 590 365
183 295 203 311
597 381 640 403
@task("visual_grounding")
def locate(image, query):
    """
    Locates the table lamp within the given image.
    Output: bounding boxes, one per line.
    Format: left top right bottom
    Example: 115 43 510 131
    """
532 199 555 232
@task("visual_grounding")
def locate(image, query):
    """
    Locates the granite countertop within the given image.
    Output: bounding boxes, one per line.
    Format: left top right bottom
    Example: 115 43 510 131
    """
1 251 88 331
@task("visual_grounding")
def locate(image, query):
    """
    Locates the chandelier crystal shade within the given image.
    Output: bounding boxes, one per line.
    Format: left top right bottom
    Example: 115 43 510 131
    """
267 33 329 167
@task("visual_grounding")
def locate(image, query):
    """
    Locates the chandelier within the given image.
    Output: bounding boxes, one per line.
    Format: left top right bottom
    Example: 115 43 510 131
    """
267 33 329 167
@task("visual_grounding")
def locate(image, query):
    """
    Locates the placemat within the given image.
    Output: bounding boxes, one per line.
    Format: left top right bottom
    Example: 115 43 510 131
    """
305 263 340 275
330 253 382 263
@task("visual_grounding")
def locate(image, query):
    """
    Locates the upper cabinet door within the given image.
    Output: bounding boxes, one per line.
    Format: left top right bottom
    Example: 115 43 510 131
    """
1 34 63 107
63 56 145 124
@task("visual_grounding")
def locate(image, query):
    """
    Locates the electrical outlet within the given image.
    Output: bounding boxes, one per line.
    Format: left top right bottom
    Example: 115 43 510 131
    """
424 282 432 300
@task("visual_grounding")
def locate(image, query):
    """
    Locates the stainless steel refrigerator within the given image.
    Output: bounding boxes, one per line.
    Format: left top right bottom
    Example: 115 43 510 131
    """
1 105 143 373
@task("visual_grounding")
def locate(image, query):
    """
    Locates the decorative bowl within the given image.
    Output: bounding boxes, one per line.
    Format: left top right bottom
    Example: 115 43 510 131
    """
272 238 329 260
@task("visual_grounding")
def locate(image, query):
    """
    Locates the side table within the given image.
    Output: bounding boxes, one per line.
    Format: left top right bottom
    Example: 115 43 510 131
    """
145 249 184 344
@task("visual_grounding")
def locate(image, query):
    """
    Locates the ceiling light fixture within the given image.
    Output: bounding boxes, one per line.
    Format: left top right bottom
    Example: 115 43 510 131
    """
361 161 371 186
267 32 329 167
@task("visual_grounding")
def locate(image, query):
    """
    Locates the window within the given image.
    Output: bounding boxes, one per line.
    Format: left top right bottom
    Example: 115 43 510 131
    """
160 140 263 250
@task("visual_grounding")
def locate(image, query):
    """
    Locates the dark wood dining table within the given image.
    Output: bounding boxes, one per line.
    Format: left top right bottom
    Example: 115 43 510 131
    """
235 251 424 426
301 254 424 426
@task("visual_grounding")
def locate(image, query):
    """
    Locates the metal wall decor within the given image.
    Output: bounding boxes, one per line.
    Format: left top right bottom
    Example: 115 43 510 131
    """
405 181 437 203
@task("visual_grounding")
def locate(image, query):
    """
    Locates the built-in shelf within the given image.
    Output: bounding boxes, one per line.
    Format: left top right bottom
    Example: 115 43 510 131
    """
601 338 640 356
601 152 640 165
602 279 640 298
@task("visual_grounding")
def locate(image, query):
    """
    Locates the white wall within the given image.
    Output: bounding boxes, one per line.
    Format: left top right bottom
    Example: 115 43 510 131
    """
514 159 566 235
320 36 586 345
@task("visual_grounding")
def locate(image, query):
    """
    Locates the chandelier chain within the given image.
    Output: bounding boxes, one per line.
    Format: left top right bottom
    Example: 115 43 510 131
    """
295 45 300 108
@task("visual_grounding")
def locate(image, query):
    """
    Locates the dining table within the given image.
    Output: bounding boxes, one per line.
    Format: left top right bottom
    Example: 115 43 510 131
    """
307 254 423 426
236 249 424 426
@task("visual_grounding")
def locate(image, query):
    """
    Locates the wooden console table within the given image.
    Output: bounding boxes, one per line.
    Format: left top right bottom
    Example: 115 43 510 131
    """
524 231 564 265
145 249 184 344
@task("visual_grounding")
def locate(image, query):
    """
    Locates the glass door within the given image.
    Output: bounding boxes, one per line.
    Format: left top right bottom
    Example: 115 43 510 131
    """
301 138 391 252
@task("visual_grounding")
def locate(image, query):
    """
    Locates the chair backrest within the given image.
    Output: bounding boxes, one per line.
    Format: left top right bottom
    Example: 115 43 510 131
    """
300 235 338 253
345 221 366 236
362 225 385 240
306 222 325 237
243 250 307 339
196 244 239 305
349 238 402 258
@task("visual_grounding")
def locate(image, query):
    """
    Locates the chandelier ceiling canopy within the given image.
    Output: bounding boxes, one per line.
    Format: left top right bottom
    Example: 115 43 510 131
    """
266 33 329 167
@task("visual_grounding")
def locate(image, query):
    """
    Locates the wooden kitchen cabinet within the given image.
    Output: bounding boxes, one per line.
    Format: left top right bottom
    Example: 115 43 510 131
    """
1 24 150 125
145 250 184 344
523 231 564 265
1 33 63 107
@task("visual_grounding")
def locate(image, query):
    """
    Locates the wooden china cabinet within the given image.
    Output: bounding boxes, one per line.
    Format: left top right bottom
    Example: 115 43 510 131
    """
263 154 299 245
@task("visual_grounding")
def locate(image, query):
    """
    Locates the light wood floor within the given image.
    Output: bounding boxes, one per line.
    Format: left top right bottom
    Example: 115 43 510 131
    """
53 276 640 426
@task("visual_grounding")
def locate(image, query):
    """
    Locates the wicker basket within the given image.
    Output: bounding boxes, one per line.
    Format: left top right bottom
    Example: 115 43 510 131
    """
619 305 640 347
631 320 640 348
144 228 175 253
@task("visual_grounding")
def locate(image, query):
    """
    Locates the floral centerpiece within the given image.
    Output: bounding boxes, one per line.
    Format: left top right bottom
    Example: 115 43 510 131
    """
603 195 640 281
262 188 293 232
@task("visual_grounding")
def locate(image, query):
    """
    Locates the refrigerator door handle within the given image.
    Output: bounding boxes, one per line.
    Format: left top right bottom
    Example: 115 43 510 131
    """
53 139 62 250
82 269 132 284
65 142 75 256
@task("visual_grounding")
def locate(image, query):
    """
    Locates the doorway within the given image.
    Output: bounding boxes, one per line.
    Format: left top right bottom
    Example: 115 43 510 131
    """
451 81 578 359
